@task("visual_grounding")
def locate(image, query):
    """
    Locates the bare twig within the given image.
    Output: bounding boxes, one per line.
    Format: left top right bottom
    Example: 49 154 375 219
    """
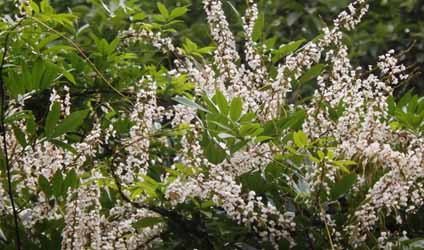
0 21 23 250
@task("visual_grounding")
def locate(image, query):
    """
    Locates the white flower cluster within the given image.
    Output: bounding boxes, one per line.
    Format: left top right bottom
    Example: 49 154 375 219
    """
334 0 369 30
118 77 162 183
123 28 176 54
203 0 240 83
61 183 102 250
220 142 274 177
61 181 163 250
160 123 296 246
297 0 424 247
164 166 296 247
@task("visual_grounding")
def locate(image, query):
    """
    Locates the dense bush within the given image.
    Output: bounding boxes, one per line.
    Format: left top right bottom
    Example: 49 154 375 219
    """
1 0 424 250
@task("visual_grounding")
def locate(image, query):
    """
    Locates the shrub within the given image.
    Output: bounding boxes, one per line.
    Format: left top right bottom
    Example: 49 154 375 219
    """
0 0 423 249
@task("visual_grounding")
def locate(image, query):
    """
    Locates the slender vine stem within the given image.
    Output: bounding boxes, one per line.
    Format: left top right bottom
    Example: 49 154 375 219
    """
0 22 22 250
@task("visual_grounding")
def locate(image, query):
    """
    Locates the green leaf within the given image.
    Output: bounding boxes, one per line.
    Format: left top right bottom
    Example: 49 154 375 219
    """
240 123 261 137
38 175 51 197
133 217 164 229
29 2 40 13
401 238 424 249
40 0 53 13
252 12 265 41
45 102 61 138
41 13 77 26
174 163 194 176
226 1 243 24
12 125 27 147
62 70 76 85
309 155 320 163
133 12 147 21
330 173 357 199
272 39 305 63
130 187 144 200
52 110 89 138
134 180 158 198
206 142 226 164
170 6 188 20
197 46 215 54
240 171 268 194
108 38 120 53
5 71 25 96
293 131 308 147
0 226 6 242
333 160 356 173
5 111 31 124
37 34 60 50
230 97 243 121
218 133 235 139
240 112 256 123
51 170 64 198
142 175 160 189
214 91 229 115
202 94 220 113
172 96 209 113
255 136 273 142
26 113 37 137
183 38 198 52
49 139 77 154
64 169 79 191
200 200 214 209
299 64 325 83
152 14 166 23
327 150 334 161
31 60 60 90
208 120 233 133
157 2 169 18
265 36 278 49
317 150 325 160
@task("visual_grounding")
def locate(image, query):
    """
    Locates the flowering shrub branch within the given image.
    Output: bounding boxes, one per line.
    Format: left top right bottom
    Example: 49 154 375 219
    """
0 0 424 249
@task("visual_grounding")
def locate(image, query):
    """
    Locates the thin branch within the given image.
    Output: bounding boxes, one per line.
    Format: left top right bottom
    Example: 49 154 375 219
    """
0 22 23 250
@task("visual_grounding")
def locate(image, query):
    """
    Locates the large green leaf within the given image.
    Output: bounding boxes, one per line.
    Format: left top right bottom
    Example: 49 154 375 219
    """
293 131 308 148
63 169 79 191
330 173 357 199
170 6 188 20
38 175 51 198
252 12 265 41
45 102 61 138
173 96 209 113
272 39 305 63
157 2 169 18
133 217 165 230
206 142 227 164
230 97 243 121
213 91 229 115
51 110 89 138
298 64 325 83
51 170 64 198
